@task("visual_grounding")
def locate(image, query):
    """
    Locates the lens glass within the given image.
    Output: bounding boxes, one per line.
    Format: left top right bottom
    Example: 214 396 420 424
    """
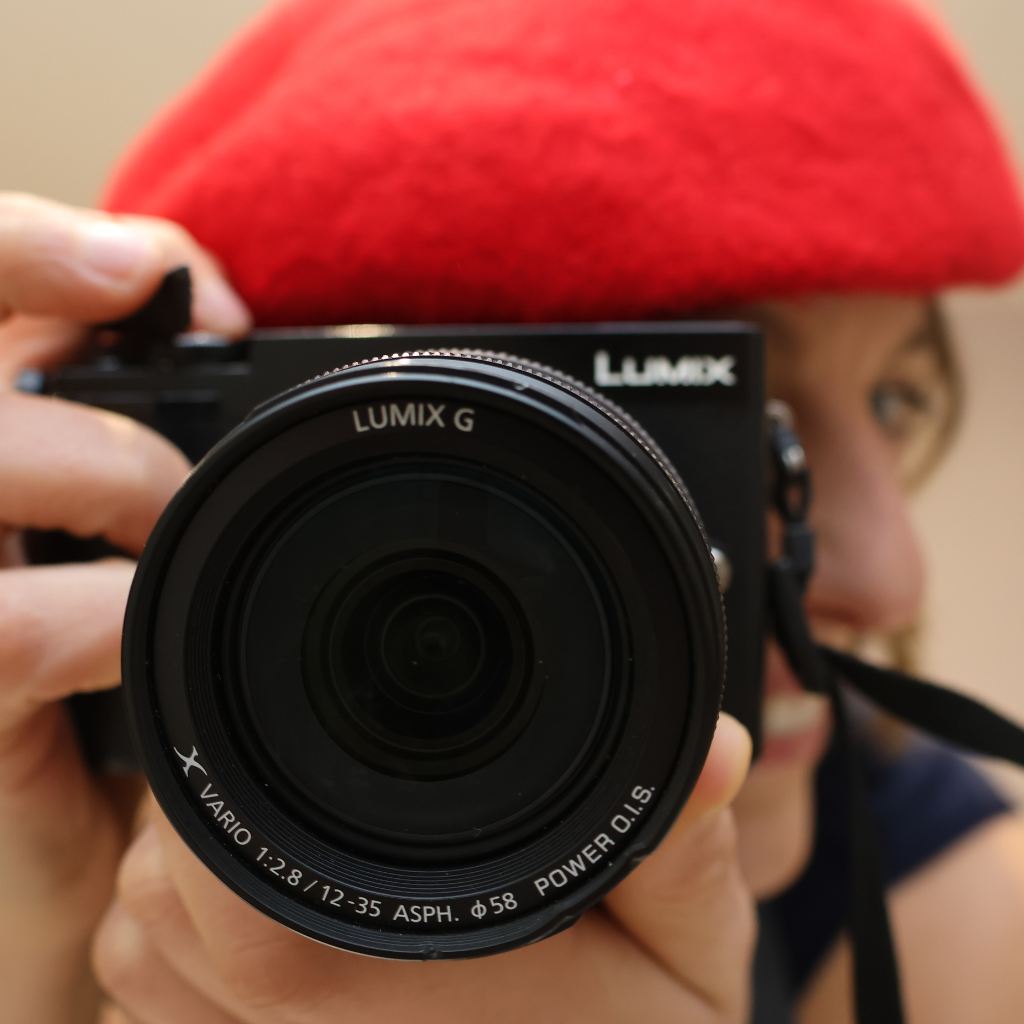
304 553 532 779
222 460 617 859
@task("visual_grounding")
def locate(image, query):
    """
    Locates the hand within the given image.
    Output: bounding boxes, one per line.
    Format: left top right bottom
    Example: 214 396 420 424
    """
95 716 755 1024
0 192 250 1024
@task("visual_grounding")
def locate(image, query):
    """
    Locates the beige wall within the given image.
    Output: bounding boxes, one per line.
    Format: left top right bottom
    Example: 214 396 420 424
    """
3 2 1023 796
921 1 1024 800
4 0 266 205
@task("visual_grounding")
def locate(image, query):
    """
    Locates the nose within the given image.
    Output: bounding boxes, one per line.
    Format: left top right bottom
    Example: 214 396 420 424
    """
800 410 925 638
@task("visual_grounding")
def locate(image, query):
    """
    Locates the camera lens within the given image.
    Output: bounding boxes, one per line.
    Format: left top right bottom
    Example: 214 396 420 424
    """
375 585 483 700
304 553 531 780
218 461 615 858
124 349 725 958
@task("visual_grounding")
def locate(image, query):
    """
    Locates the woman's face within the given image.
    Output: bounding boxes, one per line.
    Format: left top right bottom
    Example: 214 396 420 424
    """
732 293 955 897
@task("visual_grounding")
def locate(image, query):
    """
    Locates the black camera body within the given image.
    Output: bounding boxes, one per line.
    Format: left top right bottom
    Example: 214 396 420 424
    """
28 321 767 740
23 316 766 958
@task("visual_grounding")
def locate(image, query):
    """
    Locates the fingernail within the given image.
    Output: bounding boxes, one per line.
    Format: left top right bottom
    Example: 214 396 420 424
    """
192 275 252 336
76 221 157 280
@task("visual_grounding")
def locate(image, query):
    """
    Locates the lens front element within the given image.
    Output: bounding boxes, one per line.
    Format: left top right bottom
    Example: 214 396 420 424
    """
306 552 532 781
123 351 725 958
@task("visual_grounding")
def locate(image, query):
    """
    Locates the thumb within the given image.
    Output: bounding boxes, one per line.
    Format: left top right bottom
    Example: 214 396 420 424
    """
602 713 755 1019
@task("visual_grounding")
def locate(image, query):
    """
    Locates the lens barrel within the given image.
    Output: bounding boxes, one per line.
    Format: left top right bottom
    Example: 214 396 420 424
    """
123 351 725 958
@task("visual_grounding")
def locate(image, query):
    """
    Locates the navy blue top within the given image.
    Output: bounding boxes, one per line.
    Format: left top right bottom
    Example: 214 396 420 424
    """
753 731 1012 1020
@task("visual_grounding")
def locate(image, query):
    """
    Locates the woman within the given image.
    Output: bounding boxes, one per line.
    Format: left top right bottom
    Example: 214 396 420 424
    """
2 0 1023 1020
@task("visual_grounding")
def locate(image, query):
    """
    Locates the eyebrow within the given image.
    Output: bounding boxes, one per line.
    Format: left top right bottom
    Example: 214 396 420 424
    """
754 305 937 357
700 302 939 366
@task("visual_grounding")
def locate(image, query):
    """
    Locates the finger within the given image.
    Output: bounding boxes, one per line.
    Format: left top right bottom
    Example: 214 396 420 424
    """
0 560 136 864
0 193 249 333
112 825 255 1020
119 213 251 335
0 390 190 552
0 315 83 387
602 713 756 1020
94 902 242 1024
0 559 135 715
154 813 355 1019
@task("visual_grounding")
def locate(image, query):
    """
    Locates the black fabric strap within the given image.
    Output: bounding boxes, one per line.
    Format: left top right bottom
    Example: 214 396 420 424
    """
824 670 905 1024
769 558 1024 1024
822 648 1024 769
769 563 905 1024
752 904 796 1024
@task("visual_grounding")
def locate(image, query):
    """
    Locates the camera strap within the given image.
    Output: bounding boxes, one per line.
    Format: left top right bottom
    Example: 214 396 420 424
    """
766 410 1024 1024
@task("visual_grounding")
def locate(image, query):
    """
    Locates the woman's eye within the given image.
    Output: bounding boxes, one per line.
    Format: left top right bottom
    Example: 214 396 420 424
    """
870 380 934 443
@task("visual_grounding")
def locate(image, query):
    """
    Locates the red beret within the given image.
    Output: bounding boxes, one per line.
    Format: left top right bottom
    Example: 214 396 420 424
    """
103 0 1024 325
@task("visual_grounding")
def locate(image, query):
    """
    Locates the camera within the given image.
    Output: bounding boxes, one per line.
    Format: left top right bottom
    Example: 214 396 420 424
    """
20 285 766 958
